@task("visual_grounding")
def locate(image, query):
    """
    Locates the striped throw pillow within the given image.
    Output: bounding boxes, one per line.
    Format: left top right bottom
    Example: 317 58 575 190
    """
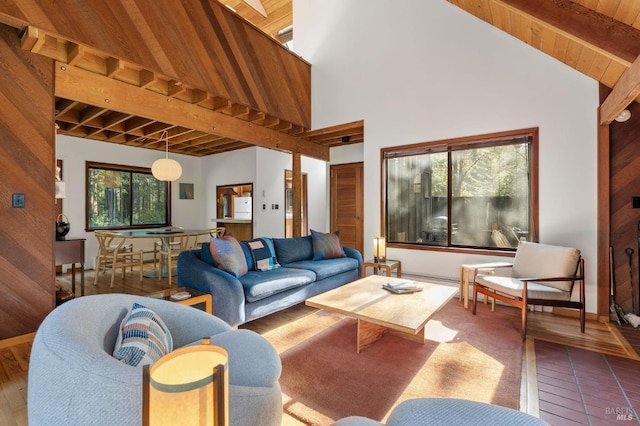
113 302 173 367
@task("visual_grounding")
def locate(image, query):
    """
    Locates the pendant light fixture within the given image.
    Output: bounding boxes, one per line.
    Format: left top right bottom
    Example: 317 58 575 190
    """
152 130 182 181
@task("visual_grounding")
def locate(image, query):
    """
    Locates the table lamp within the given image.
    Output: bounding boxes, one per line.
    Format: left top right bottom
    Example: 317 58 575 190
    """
143 338 229 426
373 236 386 263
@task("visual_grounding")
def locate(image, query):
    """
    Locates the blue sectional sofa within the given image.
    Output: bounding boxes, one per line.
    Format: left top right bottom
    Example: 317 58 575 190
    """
177 235 362 327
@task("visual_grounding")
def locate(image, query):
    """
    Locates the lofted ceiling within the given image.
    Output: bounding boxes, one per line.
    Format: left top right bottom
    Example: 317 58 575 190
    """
44 0 640 155
445 0 640 123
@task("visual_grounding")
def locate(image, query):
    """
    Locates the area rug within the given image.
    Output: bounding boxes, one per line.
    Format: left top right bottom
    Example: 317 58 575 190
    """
262 300 524 425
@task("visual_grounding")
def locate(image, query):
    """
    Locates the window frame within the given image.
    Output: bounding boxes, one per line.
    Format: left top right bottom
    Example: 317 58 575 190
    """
381 128 538 256
85 161 172 231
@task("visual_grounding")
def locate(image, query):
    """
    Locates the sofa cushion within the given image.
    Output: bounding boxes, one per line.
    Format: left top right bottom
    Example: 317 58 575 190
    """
112 302 173 367
285 257 359 281
247 238 280 271
272 236 314 264
239 268 316 303
311 229 345 260
209 235 248 278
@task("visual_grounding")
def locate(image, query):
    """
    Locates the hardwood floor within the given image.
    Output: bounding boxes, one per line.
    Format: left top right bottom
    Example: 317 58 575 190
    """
1 269 639 425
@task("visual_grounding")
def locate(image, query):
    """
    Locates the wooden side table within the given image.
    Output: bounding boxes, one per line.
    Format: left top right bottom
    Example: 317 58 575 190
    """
145 286 213 314
55 238 86 296
459 261 512 308
362 259 401 278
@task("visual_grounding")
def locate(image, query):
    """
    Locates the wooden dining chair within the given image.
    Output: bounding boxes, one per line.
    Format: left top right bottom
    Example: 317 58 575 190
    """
155 233 199 286
209 227 226 238
93 230 144 288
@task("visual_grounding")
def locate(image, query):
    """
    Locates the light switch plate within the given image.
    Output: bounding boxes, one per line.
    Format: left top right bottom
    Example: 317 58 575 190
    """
12 193 25 208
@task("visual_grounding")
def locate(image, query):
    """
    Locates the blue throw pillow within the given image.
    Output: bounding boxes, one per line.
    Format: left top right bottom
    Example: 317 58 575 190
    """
310 229 345 260
209 234 248 277
247 238 280 271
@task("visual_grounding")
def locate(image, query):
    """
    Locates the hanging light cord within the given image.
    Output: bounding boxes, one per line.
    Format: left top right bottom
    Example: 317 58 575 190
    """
161 130 169 159
160 130 169 158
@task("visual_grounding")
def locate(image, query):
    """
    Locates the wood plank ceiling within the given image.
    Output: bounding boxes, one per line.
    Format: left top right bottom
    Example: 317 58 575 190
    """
8 0 363 158
18 0 640 157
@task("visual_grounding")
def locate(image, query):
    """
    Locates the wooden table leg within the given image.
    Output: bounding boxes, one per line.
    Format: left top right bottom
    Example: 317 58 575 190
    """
80 263 85 296
71 264 76 295
389 326 425 345
357 320 388 353
358 320 426 353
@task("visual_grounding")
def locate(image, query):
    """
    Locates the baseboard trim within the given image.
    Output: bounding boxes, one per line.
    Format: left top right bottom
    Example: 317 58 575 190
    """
0 332 35 349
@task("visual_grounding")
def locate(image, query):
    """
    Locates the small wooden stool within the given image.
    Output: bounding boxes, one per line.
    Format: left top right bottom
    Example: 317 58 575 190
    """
459 262 512 308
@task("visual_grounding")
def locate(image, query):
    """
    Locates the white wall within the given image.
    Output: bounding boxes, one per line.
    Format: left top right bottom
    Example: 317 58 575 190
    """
295 0 599 312
57 136 329 267
201 147 328 237
201 147 257 231
56 135 205 266
302 155 328 232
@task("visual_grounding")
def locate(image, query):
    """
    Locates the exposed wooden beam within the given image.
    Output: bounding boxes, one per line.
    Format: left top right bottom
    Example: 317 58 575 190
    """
55 63 328 160
496 0 640 65
600 55 640 125
19 26 44 52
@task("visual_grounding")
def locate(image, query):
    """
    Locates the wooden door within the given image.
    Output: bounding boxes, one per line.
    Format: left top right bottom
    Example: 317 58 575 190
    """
330 162 364 256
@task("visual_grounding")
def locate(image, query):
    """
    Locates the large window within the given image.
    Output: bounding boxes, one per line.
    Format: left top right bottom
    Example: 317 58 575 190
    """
86 162 170 230
383 128 538 250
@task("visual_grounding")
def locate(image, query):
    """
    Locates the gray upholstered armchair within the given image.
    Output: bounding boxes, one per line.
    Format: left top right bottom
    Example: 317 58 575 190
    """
473 241 585 338
28 293 282 426
332 398 549 425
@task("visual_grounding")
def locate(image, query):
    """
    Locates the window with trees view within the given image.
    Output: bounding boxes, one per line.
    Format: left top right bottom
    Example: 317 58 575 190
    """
86 162 170 230
383 128 538 250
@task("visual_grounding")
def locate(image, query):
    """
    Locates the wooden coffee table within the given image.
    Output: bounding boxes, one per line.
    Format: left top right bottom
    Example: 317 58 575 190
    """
306 275 457 353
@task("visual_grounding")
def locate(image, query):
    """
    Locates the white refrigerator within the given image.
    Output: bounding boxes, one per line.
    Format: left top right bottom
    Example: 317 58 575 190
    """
233 197 252 220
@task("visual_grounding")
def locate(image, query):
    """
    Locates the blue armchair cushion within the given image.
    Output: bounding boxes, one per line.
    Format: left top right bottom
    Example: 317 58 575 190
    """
311 229 345 260
112 302 173 367
247 238 280 271
209 235 248 278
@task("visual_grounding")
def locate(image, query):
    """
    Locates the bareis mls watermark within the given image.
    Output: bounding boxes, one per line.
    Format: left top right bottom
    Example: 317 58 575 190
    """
605 407 635 421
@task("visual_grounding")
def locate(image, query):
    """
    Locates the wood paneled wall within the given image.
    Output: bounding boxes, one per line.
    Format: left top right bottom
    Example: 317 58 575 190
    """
607 86 640 316
0 25 55 339
0 0 311 129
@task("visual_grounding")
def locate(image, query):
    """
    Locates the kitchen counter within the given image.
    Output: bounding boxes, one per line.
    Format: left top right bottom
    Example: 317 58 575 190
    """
215 218 252 224
214 218 253 240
